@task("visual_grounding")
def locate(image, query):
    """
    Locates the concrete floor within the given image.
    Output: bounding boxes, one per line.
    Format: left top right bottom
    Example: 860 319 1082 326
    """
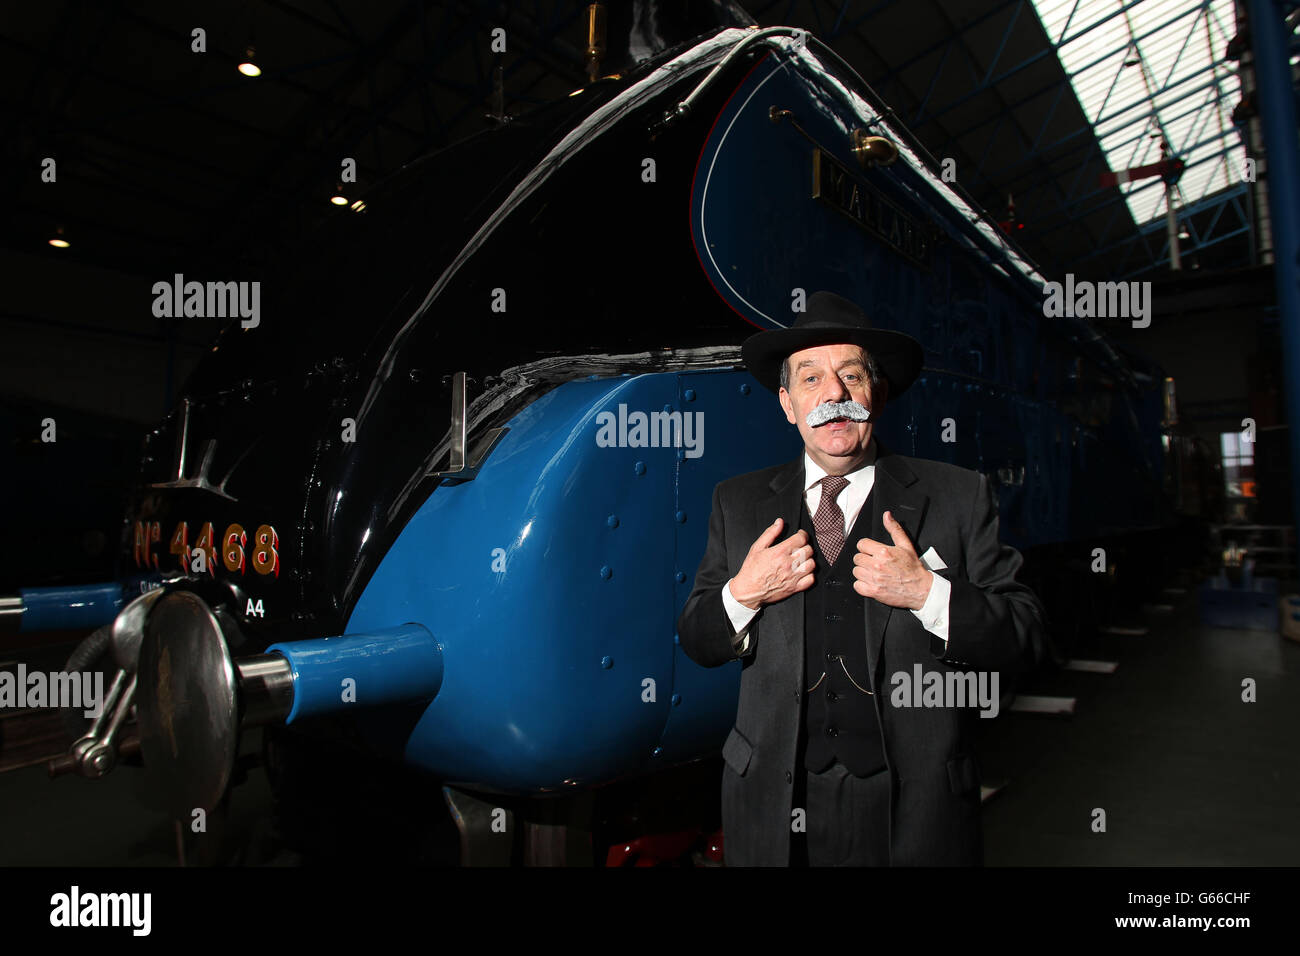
980 587 1300 865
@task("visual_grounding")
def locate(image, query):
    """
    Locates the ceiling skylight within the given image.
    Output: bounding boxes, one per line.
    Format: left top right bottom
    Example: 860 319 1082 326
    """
1031 0 1244 226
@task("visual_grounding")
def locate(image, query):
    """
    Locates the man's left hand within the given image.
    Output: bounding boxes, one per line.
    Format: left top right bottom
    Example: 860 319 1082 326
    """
852 510 934 610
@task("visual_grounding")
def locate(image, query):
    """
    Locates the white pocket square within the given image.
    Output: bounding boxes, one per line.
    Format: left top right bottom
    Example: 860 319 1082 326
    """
920 546 948 571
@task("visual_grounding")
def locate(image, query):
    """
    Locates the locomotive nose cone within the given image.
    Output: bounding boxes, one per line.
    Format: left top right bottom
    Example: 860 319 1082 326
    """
136 590 239 818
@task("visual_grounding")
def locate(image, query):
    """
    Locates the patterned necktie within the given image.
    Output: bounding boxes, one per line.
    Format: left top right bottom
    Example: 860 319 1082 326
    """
813 475 850 565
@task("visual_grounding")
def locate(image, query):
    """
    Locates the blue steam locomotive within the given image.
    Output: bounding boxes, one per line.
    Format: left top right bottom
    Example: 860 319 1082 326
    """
7 7 1173 863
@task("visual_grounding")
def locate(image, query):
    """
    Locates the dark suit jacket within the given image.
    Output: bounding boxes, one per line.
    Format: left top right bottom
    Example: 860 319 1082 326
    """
677 440 1046 866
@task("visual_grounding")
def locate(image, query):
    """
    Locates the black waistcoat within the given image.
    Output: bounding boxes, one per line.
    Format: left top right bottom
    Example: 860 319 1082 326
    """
799 488 887 777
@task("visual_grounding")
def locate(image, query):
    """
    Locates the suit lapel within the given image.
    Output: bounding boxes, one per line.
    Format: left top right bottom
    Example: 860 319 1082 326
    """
864 440 929 686
755 457 807 693
751 443 932 694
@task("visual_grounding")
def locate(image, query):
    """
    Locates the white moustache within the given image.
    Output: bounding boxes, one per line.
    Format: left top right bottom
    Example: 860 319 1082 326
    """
807 401 871 428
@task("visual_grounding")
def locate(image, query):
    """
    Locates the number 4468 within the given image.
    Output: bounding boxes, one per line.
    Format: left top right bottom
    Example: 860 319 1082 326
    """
133 520 280 579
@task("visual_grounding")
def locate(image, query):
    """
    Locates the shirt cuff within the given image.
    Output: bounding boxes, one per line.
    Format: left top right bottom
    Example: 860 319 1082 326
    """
910 571 950 645
723 578 760 654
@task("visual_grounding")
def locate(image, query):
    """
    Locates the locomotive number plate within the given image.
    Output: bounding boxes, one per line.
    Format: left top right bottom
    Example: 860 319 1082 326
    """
132 520 281 579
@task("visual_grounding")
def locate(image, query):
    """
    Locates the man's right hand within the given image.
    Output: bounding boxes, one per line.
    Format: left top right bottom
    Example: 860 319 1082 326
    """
729 518 815 610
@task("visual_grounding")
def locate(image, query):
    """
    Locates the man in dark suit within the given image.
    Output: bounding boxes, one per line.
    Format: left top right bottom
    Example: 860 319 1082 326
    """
677 291 1046 866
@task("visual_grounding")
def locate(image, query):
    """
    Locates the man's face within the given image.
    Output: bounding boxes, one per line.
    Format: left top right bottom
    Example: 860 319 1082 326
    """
778 343 883 476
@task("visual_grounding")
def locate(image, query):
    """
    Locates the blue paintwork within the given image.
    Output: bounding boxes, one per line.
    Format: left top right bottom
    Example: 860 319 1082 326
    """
266 623 442 724
18 582 123 632
1248 0 1300 530
345 369 801 791
690 51 1043 330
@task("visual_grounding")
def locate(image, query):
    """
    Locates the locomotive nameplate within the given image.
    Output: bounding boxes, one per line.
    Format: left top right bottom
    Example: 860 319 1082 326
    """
811 147 933 266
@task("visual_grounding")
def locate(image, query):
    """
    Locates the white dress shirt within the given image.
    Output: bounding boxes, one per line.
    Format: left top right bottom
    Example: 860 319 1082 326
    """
721 439 951 654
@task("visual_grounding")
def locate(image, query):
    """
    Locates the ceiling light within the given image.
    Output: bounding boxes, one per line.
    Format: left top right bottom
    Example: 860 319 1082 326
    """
330 194 348 205
48 226 69 248
238 46 261 77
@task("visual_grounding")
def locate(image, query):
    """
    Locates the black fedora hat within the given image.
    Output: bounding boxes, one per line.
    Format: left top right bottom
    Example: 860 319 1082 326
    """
741 291 923 397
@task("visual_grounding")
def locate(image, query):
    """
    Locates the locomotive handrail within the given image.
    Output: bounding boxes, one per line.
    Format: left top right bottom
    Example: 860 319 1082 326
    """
667 26 812 123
